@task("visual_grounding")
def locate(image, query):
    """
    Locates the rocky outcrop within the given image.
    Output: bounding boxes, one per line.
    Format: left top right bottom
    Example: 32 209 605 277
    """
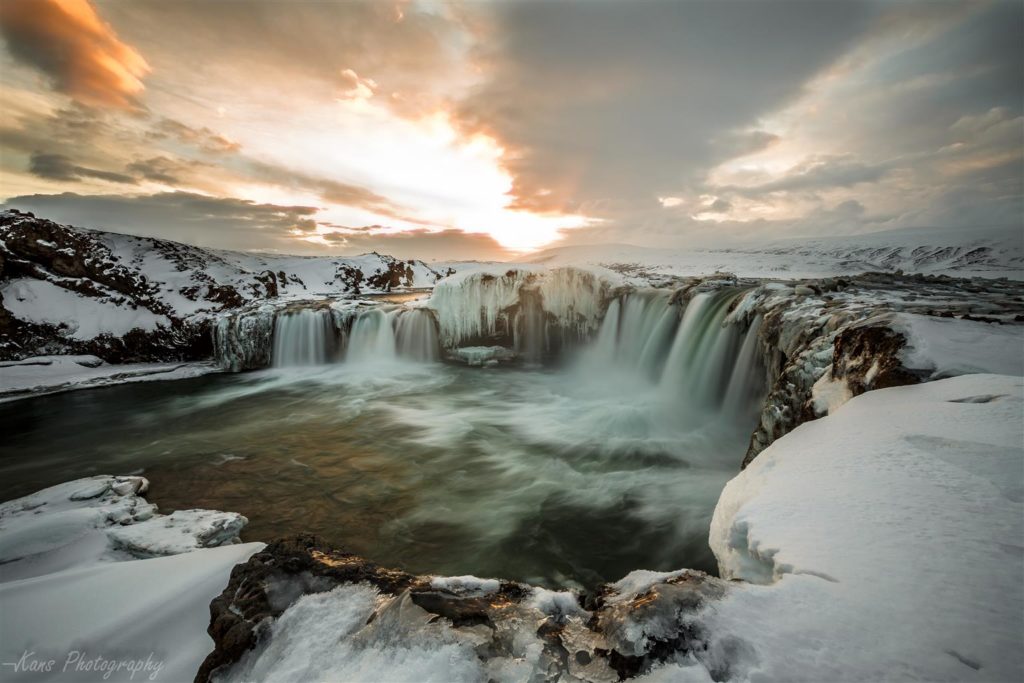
739 272 1024 467
196 535 728 683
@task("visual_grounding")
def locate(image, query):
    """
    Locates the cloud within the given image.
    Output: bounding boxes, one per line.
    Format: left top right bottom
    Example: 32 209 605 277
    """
146 118 241 154
725 155 895 196
2 191 515 260
454 0 877 214
28 152 135 184
314 228 513 261
97 0 475 117
2 191 322 251
0 0 150 109
125 156 209 185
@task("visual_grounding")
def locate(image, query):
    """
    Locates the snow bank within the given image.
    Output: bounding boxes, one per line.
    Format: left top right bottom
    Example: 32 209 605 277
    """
0 476 262 681
0 355 219 401
896 313 1024 378
1 278 170 340
705 374 1024 681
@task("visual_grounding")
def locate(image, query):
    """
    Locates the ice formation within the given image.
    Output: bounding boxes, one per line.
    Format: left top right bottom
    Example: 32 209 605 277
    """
427 267 610 355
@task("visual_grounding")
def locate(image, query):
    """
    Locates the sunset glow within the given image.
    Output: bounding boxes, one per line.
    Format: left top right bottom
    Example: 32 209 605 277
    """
0 0 1019 256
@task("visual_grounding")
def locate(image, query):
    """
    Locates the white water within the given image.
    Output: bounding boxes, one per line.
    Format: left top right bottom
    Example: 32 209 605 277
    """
581 288 763 421
395 309 440 362
272 309 335 367
346 309 398 363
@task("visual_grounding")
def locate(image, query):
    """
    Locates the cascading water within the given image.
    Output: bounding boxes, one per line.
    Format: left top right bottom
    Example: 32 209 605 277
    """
585 290 680 380
272 308 336 367
346 308 398 363
394 309 440 362
583 287 764 418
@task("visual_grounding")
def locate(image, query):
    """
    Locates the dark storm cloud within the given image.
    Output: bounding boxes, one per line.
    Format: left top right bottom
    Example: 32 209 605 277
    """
29 152 135 185
0 0 149 109
454 0 878 214
2 191 322 251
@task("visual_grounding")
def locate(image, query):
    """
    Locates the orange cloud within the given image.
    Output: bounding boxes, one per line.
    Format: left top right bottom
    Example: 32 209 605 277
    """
0 0 150 109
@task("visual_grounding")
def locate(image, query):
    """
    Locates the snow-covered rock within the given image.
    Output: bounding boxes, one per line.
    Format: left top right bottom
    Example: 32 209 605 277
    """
0 354 218 401
0 475 263 682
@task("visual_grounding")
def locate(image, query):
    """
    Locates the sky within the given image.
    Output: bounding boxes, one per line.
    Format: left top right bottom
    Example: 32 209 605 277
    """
0 0 1020 260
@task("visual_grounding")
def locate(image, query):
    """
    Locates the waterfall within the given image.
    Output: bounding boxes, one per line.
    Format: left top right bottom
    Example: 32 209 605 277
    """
723 315 764 417
585 290 680 379
583 287 764 417
395 309 440 362
346 308 398 363
660 289 755 412
272 308 336 367
513 288 548 364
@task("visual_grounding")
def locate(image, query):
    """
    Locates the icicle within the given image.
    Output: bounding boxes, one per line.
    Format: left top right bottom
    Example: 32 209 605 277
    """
212 306 276 371
427 267 608 350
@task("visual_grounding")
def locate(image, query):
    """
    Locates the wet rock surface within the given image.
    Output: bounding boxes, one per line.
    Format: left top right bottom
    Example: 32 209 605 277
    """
196 535 728 683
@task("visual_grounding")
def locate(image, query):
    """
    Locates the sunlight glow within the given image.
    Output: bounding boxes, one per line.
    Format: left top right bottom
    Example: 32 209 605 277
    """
223 96 591 253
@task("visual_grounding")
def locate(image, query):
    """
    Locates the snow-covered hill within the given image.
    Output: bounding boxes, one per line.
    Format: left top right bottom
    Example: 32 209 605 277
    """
532 225 1024 280
0 210 448 361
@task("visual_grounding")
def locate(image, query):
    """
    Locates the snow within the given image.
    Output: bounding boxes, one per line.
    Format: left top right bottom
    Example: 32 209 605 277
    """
0 355 219 402
0 544 261 683
447 345 516 366
532 225 1024 280
428 575 500 597
1 278 171 340
219 584 487 683
525 588 588 620
704 374 1024 682
896 313 1024 379
0 476 262 681
606 569 690 605
810 372 854 415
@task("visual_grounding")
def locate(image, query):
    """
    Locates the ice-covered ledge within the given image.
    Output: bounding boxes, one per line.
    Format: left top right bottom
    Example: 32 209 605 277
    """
0 355 220 401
